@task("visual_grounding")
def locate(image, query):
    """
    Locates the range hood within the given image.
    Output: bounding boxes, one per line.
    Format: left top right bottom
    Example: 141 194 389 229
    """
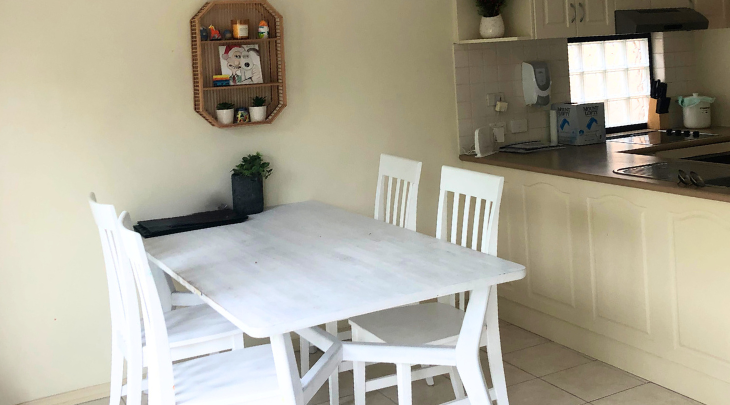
615 8 709 34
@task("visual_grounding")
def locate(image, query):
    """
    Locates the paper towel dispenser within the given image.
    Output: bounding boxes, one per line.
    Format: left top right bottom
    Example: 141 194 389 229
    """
522 62 551 107
615 8 709 34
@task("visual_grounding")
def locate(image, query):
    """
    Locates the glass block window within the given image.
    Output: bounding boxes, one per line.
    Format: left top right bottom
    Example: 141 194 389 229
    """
569 36 652 129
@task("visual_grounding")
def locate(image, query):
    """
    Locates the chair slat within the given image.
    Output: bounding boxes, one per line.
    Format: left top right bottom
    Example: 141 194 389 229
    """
385 177 394 223
460 196 471 248
450 193 460 245
481 201 493 253
472 199 483 251
393 179 402 225
399 182 409 228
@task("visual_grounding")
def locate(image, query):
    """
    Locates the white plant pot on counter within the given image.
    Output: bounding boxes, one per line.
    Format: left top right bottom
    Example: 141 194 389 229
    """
249 106 267 123
480 15 505 39
216 109 235 125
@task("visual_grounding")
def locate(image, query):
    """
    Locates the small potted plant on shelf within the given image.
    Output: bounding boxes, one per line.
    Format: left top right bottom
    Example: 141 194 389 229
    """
216 102 236 125
476 0 506 39
249 96 267 122
231 152 272 215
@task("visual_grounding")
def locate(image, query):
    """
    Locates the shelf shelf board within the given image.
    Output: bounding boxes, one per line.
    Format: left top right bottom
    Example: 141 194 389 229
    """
201 38 280 46
218 120 273 128
203 83 282 91
455 36 533 45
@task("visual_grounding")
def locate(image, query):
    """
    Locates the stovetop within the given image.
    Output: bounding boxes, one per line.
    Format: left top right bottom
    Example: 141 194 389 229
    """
606 129 717 146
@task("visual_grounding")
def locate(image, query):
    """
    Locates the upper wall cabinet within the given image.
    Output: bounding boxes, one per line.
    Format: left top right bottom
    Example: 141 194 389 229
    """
534 0 614 38
453 0 728 43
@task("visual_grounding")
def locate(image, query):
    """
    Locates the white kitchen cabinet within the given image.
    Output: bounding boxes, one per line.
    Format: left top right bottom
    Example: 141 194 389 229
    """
578 0 615 36
651 0 693 7
615 0 652 10
534 0 577 38
464 161 730 405
534 0 615 38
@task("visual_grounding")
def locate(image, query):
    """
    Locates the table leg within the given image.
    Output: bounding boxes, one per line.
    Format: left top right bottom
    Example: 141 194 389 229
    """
326 322 340 405
484 286 509 405
455 286 493 405
271 333 304 405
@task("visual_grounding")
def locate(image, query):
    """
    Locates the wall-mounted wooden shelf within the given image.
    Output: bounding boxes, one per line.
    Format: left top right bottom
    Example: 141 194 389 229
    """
191 0 286 128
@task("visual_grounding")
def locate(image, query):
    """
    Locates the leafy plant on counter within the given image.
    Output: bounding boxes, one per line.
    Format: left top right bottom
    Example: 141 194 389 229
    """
232 152 273 180
252 96 267 107
216 102 235 110
475 0 506 17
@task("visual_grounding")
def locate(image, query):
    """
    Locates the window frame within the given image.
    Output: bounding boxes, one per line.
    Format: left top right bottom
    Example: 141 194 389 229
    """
567 33 654 134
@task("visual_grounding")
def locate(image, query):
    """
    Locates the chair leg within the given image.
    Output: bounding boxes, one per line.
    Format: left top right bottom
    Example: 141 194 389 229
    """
326 322 339 405
109 345 124 405
353 360 366 405
396 364 413 405
232 333 245 350
300 338 310 377
125 356 143 405
422 365 435 386
448 367 466 400
485 289 508 405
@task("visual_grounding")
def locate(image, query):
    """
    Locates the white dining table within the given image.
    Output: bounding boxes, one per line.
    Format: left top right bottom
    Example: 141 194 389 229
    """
144 201 526 405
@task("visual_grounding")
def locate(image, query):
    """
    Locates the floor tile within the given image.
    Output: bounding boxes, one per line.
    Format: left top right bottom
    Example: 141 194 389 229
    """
381 375 458 405
308 370 356 405
503 342 594 377
507 379 586 405
499 323 550 354
479 351 536 387
591 383 705 405
315 391 396 405
542 361 645 402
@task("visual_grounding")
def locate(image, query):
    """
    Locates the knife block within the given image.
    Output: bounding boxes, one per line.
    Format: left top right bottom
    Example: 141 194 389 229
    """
648 98 672 130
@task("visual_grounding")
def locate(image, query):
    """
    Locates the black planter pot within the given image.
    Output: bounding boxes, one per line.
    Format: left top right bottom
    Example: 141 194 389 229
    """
231 174 264 215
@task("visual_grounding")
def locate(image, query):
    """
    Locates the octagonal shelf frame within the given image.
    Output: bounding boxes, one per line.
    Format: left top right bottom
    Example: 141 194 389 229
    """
191 0 286 128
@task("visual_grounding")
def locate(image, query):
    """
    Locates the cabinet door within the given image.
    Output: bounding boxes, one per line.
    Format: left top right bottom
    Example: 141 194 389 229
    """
577 0 616 36
615 0 651 9
693 0 728 28
535 0 577 38
650 0 693 7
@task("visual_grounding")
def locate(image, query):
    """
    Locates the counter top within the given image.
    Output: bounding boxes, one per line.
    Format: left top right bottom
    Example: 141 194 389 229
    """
460 128 730 204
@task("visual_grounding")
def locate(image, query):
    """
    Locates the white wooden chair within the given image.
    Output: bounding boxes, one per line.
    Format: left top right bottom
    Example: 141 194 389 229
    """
348 166 508 405
298 154 423 376
89 194 245 405
298 154 422 404
117 211 333 405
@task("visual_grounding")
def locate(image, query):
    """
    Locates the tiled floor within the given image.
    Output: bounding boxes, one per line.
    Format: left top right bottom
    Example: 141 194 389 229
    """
85 320 704 405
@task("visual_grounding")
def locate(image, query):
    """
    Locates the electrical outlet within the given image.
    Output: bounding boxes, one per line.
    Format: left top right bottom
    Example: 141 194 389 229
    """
509 119 528 134
490 122 506 143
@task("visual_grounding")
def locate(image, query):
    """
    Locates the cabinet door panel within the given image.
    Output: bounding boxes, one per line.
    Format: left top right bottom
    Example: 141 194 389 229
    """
694 0 728 28
650 0 692 7
615 0 651 10
577 0 615 36
535 0 577 38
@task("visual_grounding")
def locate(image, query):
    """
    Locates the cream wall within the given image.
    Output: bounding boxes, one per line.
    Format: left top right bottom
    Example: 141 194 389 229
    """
0 1 459 403
695 28 730 127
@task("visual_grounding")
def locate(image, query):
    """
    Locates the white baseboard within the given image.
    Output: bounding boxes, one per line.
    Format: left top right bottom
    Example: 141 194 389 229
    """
17 384 109 405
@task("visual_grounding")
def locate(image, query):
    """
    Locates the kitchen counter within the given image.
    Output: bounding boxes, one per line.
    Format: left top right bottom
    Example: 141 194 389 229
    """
460 128 730 204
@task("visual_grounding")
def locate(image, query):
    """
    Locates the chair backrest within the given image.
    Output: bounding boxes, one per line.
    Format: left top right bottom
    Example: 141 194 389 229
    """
88 193 142 358
374 154 422 231
118 212 176 405
435 167 504 309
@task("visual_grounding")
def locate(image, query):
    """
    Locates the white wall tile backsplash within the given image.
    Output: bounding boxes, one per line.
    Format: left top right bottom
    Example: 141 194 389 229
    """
651 31 699 128
454 39 571 154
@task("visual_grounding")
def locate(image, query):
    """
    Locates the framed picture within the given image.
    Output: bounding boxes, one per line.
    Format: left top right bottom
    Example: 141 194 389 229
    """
219 45 264 85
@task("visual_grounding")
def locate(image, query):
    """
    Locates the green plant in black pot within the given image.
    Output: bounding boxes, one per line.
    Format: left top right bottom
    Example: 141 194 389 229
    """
231 152 272 215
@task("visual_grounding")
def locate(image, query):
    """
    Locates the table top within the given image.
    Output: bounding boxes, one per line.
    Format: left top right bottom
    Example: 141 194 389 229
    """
144 201 526 338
